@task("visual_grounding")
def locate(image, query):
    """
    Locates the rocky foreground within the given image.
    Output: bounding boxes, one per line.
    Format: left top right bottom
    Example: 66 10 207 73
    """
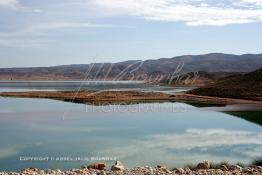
1 161 262 175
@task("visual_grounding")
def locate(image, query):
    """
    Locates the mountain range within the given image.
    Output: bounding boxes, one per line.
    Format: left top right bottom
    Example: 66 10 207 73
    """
1 53 262 81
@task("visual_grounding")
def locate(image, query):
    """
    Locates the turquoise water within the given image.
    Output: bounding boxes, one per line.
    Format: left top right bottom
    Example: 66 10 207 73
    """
0 97 261 171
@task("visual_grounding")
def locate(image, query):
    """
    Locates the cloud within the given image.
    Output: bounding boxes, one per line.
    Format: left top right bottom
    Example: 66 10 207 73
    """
0 22 135 37
239 0 262 6
99 128 262 166
0 0 43 13
0 0 19 8
2 1 262 26
26 22 135 32
0 22 136 38
26 122 120 133
33 9 42 13
0 38 51 48
91 0 262 26
148 128 262 149
0 22 135 48
117 128 262 151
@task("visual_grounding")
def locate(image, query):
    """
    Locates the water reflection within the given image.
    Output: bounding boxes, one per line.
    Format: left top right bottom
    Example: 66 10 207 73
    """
0 81 180 92
99 128 262 167
225 111 262 126
0 97 261 171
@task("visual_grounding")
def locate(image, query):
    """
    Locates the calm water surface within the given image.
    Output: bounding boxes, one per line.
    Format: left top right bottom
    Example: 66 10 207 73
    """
0 81 190 93
0 82 261 171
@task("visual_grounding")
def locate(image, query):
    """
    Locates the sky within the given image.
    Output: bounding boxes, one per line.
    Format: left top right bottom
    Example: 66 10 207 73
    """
0 0 262 68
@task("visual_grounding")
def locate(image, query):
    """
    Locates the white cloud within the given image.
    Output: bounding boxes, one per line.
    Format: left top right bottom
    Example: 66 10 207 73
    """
0 0 42 13
0 22 135 38
99 128 262 166
26 22 135 32
0 38 51 48
136 128 262 150
240 0 262 6
27 122 119 133
33 9 42 13
91 0 262 26
0 22 135 48
0 0 19 8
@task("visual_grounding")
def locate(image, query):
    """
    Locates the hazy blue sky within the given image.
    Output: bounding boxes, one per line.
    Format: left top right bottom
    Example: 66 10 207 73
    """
0 0 262 67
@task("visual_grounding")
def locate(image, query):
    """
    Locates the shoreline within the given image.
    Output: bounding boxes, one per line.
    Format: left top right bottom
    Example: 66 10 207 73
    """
1 161 261 175
174 93 262 106
0 90 262 106
0 90 173 105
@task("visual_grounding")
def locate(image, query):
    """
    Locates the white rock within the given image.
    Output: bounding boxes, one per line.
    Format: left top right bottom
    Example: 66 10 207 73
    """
230 165 242 171
175 168 185 174
220 165 228 171
111 161 125 171
156 165 171 173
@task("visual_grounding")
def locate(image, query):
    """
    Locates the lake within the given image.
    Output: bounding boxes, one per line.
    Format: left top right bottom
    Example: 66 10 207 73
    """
0 81 261 171
0 81 191 92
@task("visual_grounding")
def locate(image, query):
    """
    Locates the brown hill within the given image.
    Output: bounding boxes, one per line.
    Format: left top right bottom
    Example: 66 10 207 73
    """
188 68 262 101
159 71 240 87
0 53 262 81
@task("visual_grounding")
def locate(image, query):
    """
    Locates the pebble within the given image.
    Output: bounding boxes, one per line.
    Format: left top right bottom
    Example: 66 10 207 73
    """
87 162 106 170
1 161 261 175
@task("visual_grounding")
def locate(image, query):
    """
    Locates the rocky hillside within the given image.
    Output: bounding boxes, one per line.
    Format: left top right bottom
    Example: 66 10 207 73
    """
0 53 262 81
160 71 239 86
188 68 262 101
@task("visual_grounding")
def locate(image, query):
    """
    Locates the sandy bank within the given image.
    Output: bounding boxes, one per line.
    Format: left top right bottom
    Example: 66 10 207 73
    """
1 90 261 106
0 90 173 104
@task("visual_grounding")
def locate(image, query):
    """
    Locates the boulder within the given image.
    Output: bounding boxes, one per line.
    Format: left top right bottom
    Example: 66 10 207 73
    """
56 169 62 174
87 162 106 170
184 167 192 173
230 165 242 171
111 161 125 171
196 160 210 170
220 165 228 171
174 168 185 174
242 167 253 173
157 165 171 173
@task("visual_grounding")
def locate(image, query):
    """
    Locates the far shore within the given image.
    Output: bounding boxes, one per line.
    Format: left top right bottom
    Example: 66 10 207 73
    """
0 90 262 106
